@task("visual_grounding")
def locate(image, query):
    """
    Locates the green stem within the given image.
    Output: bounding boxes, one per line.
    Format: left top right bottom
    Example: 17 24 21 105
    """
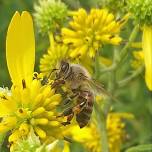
94 103 109 152
118 65 144 87
117 24 140 64
100 25 139 74
93 22 139 152
100 63 117 74
102 48 118 115
94 56 109 152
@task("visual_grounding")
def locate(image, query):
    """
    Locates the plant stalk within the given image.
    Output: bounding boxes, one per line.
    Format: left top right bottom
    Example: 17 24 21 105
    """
94 103 109 152
94 55 109 152
100 25 139 74
118 65 144 87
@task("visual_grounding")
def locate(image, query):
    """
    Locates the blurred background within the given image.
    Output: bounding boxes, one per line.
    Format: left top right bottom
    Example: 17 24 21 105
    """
0 0 151 151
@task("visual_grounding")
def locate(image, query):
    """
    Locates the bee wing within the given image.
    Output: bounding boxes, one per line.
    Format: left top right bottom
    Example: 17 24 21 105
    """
85 78 118 102
78 73 105 93
77 72 118 102
86 78 107 94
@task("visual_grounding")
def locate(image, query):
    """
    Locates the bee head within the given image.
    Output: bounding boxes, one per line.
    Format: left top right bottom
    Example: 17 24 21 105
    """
60 61 69 73
56 60 70 79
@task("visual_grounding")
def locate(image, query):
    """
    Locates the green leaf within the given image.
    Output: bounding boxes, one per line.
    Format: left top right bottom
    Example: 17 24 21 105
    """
0 133 9 152
126 144 152 152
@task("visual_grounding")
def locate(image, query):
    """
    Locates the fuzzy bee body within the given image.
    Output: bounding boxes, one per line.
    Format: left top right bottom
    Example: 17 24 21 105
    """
53 61 100 128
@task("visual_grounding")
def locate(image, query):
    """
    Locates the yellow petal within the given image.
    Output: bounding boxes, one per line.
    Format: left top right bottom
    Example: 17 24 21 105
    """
0 100 17 117
32 118 48 125
6 11 35 88
63 142 70 152
32 107 45 117
9 129 21 142
34 126 46 138
142 25 152 90
0 117 17 133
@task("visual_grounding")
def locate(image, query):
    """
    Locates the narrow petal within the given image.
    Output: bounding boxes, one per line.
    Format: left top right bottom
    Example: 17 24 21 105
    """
142 25 152 90
0 100 17 117
6 11 35 87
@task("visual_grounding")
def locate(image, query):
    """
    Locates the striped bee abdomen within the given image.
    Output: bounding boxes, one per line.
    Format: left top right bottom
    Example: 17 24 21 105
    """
76 91 94 128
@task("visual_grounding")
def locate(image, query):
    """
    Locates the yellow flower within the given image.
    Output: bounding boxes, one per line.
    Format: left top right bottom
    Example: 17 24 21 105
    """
131 26 152 91
69 113 133 152
142 25 152 90
40 33 68 76
40 33 93 76
0 11 63 150
62 8 128 58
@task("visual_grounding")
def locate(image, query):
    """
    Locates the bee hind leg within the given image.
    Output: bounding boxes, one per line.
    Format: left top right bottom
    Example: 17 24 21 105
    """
57 107 74 126
61 112 74 126
61 110 74 126
57 107 73 118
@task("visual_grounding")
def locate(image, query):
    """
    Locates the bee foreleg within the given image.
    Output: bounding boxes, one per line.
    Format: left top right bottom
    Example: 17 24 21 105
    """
61 112 74 126
51 79 65 88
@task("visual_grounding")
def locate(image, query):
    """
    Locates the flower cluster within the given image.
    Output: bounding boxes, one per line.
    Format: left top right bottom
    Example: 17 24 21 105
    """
69 113 133 152
128 0 152 25
0 11 64 151
0 80 63 148
34 0 68 34
40 32 94 76
40 33 68 76
62 8 128 58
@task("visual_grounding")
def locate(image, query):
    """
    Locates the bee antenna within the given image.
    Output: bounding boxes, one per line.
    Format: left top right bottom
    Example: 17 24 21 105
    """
48 68 59 77
42 68 59 85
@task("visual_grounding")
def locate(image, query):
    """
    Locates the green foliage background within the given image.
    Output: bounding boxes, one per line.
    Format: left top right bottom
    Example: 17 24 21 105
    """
0 0 151 151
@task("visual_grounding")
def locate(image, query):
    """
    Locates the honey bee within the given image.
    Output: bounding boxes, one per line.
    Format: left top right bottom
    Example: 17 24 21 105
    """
52 61 112 128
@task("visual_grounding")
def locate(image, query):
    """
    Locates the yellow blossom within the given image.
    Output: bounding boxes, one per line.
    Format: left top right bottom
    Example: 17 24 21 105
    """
40 33 68 76
131 26 152 91
6 11 35 88
62 8 129 58
40 33 93 76
69 113 133 152
0 11 64 150
142 25 152 90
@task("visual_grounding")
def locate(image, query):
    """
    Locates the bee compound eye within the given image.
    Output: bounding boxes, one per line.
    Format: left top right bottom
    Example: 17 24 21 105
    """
61 62 69 73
